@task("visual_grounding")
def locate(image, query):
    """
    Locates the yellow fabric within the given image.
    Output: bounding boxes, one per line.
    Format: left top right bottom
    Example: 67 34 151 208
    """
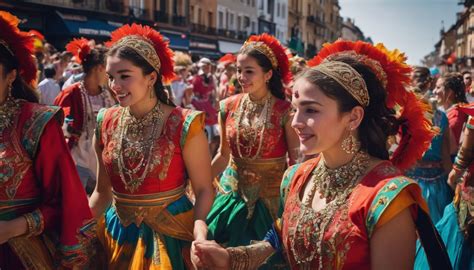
184 113 205 147
97 217 173 270
374 184 428 230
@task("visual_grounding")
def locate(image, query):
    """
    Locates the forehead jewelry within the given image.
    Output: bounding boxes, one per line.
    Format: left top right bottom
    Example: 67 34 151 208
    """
294 90 300 99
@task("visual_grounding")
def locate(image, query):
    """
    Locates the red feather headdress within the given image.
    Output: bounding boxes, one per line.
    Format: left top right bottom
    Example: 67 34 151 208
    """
308 40 435 170
66 38 91 64
0 11 37 86
243 34 292 85
106 23 175 83
218 53 237 65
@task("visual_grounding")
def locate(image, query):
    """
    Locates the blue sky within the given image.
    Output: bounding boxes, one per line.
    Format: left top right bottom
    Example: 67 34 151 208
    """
339 0 463 65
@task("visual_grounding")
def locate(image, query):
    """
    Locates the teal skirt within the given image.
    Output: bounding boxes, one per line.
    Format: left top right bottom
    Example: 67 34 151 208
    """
406 167 453 223
415 203 473 270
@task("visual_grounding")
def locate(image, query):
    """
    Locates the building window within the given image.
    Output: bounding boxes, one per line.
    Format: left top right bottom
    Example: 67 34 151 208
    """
208 11 213 27
190 5 194 22
219 11 224 29
198 8 202 24
230 13 234 29
252 0 255 7
237 16 241 31
252 21 256 33
277 3 280 17
282 4 285 19
259 0 264 10
244 16 250 28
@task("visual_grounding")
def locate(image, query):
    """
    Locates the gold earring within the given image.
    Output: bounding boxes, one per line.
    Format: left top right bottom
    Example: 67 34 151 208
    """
149 85 154 98
7 83 12 98
341 128 360 154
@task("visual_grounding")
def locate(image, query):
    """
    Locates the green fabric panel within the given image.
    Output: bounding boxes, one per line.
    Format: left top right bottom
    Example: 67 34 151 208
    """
365 177 414 238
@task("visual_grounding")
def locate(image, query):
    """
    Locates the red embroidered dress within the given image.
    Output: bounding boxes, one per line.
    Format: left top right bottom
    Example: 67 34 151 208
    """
279 158 428 269
207 93 292 248
95 105 205 269
0 100 93 269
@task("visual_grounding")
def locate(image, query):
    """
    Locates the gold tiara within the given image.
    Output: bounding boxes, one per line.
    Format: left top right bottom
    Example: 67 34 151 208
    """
241 41 278 69
314 61 370 107
112 35 161 72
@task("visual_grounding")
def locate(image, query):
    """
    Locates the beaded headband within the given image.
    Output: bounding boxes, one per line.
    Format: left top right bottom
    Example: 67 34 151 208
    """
326 51 388 88
314 60 370 107
112 35 161 72
241 41 278 69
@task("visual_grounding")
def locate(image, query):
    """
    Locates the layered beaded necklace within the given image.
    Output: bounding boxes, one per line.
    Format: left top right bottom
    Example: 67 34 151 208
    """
0 96 21 131
235 93 273 159
116 101 164 192
289 151 370 269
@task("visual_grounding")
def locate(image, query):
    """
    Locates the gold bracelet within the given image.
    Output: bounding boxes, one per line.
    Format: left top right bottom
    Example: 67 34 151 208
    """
23 209 44 237
227 246 249 270
247 241 275 269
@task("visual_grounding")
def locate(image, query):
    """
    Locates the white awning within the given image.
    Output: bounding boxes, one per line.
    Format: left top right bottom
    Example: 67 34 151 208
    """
218 40 243 54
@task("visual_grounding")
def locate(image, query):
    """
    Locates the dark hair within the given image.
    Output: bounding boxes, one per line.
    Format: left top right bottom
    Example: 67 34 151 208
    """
412 66 432 93
238 47 285 100
83 46 108 74
108 46 175 106
462 70 471 76
297 56 401 160
0 44 39 103
441 72 467 104
44 64 56 79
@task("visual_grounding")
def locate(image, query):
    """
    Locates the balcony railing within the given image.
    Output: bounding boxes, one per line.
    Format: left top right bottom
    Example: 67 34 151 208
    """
191 24 216 35
155 10 169 23
307 15 315 23
172 15 187 26
23 0 123 13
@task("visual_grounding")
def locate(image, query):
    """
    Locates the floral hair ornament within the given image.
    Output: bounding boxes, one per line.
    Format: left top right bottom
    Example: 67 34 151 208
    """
308 40 435 170
106 23 175 83
218 53 237 66
66 38 92 65
0 11 37 87
241 33 292 85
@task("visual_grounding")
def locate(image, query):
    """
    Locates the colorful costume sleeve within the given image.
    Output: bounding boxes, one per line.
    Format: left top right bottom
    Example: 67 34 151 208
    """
96 107 107 149
366 177 428 238
33 117 93 266
180 111 205 149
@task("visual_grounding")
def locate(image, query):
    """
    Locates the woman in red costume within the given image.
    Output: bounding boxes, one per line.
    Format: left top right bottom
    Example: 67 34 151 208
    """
206 34 300 267
54 38 116 192
89 23 214 269
0 11 93 269
433 73 468 156
192 41 452 270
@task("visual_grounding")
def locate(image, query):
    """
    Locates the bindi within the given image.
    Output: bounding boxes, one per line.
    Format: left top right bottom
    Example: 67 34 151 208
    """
294 90 300 99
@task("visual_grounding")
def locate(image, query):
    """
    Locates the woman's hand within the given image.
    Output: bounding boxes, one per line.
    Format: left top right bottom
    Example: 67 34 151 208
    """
0 217 27 244
447 168 463 189
192 240 230 270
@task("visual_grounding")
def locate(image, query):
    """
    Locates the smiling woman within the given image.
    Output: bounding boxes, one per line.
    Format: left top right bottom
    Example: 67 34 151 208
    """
88 23 215 269
192 40 453 270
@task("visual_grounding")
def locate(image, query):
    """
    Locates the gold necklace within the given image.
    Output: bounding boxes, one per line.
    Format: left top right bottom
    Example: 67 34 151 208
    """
117 102 164 192
290 152 369 268
235 93 273 159
0 96 21 131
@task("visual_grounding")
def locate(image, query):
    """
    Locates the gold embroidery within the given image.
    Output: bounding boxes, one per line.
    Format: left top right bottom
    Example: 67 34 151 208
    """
314 61 369 107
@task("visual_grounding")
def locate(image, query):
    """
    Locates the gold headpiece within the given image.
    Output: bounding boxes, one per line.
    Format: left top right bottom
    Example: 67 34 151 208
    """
314 61 370 107
241 41 278 69
326 51 388 88
112 35 161 72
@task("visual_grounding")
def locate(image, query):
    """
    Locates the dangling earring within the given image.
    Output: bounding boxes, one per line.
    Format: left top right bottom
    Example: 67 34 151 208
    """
341 128 360 154
149 85 154 99
7 83 12 98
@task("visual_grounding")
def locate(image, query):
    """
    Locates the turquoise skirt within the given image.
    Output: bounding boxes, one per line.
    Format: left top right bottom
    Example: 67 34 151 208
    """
406 167 453 223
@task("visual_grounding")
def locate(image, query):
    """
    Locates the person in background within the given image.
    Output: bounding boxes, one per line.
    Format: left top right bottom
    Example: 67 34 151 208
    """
433 73 469 156
462 70 474 103
54 38 116 193
406 66 453 223
171 51 193 107
37 64 60 105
